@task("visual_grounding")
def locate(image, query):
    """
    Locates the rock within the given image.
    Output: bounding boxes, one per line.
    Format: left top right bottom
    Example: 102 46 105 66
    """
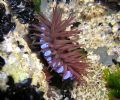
94 47 118 66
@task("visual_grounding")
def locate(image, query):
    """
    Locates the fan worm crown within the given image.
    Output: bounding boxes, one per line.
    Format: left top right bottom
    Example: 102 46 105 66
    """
30 6 88 82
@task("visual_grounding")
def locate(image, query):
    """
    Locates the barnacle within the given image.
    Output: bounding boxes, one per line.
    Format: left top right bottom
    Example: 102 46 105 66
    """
29 6 88 82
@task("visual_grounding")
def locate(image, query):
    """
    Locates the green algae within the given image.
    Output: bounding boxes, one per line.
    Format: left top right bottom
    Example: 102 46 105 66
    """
104 67 120 100
32 0 41 13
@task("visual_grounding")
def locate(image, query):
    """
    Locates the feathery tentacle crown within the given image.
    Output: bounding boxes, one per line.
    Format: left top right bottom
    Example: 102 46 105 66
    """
30 6 88 81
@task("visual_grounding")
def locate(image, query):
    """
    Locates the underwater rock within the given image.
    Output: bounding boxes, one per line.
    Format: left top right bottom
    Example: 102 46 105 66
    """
7 0 36 24
0 76 45 100
61 90 74 100
94 47 118 66
0 0 120 99
0 3 16 42
95 0 120 12
0 1 48 99
81 3 107 20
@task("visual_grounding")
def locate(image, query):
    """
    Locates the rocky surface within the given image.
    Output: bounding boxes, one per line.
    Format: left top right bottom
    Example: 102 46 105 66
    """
0 0 120 100
0 0 48 99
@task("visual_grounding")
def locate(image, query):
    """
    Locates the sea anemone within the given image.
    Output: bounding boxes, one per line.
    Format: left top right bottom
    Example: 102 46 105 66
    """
29 6 88 82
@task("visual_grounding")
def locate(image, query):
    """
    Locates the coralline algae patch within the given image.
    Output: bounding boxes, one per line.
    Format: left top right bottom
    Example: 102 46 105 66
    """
0 9 48 100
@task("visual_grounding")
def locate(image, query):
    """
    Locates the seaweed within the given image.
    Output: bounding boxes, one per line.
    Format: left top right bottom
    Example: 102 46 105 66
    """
32 0 41 13
103 68 120 99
